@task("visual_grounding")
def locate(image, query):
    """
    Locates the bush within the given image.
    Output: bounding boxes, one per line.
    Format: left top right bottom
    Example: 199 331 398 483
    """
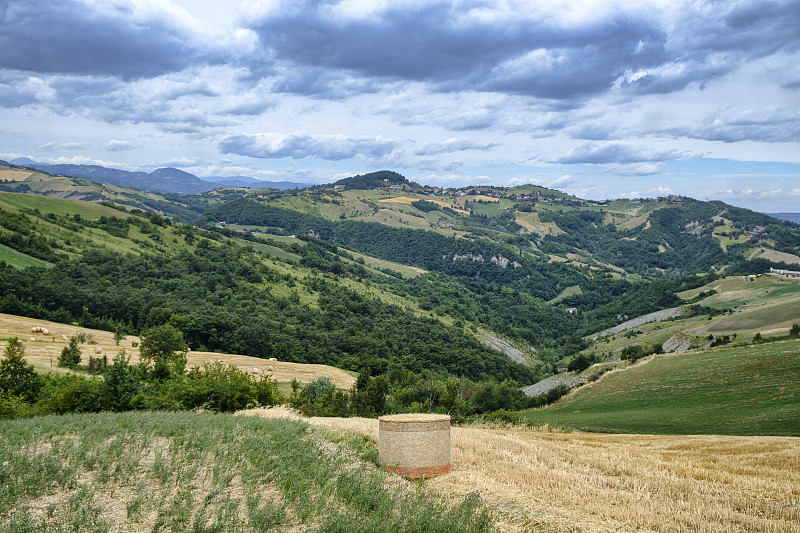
0 338 42 403
101 351 142 411
38 374 103 415
58 336 82 368
567 353 592 373
0 393 32 419
303 376 334 404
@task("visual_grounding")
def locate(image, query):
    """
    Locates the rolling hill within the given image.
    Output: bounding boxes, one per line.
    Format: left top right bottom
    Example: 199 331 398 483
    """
523 338 800 435
2 168 799 409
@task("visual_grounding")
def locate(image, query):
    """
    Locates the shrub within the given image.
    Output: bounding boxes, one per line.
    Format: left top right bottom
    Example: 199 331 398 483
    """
37 374 102 415
0 393 32 419
58 336 82 368
303 376 334 404
567 353 592 373
101 351 142 411
0 338 42 403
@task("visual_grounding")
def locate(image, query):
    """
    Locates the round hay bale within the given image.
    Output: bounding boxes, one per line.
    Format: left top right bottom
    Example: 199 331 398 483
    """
378 413 450 478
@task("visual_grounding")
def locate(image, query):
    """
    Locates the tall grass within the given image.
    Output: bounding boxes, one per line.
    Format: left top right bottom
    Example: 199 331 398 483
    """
0 411 493 532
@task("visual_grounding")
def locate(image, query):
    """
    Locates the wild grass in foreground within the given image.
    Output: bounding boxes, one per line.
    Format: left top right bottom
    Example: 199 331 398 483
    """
524 339 800 435
0 411 493 533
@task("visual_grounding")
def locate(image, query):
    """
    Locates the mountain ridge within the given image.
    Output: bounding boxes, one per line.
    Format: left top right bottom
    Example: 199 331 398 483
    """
8 159 307 195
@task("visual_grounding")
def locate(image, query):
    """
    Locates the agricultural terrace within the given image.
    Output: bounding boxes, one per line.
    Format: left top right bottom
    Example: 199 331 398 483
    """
243 407 800 533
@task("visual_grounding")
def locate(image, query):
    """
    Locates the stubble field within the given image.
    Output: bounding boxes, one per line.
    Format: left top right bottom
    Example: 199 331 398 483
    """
243 407 800 533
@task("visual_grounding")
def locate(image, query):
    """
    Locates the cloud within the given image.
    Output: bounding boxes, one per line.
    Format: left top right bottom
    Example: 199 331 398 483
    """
244 1 670 100
0 0 213 80
413 138 499 156
105 139 135 151
39 141 86 152
555 142 685 164
219 132 400 161
667 106 800 143
608 163 666 176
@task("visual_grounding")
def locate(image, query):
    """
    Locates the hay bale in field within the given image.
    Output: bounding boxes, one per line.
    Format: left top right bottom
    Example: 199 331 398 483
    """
29 337 36 342
31 327 40 333
41 328 49 335
268 357 277 361
94 347 102 354
61 334 69 341
267 365 273 372
379 414 451 478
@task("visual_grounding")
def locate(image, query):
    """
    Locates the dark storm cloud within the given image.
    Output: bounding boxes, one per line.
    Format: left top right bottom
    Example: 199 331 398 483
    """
219 132 399 161
0 0 206 80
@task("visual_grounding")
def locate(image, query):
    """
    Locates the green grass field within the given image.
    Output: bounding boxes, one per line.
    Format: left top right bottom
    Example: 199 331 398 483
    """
524 339 800 435
0 191 123 219
0 411 493 533
0 243 52 270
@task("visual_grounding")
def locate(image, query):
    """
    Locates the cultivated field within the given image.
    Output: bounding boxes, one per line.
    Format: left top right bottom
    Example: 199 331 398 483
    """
243 407 800 533
0 313 355 389
529 340 800 436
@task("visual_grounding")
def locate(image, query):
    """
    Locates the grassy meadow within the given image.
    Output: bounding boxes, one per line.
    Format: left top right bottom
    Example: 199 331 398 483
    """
0 411 492 533
524 339 800 435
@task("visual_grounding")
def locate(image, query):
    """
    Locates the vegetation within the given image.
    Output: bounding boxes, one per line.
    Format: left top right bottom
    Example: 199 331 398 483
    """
0 338 282 419
523 340 800 435
57 336 82 368
0 411 493 532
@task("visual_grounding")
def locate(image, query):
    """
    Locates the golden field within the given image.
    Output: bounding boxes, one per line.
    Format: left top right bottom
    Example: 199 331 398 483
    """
0 313 355 389
242 407 800 533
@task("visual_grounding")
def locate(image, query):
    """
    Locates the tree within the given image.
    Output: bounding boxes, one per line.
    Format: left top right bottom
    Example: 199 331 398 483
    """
101 351 141 411
567 353 592 373
114 325 126 346
0 338 42 403
59 336 82 368
139 324 187 379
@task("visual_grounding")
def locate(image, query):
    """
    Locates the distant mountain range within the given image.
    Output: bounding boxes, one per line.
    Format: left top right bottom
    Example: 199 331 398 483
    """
767 213 800 224
6 159 307 195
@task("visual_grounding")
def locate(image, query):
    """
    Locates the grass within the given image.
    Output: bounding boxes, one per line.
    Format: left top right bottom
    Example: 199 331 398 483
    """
346 250 427 279
524 339 800 436
0 411 493 533
0 192 122 219
0 243 52 270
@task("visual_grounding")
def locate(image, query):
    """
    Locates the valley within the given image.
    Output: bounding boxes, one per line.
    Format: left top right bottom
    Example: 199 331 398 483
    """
1 164 799 532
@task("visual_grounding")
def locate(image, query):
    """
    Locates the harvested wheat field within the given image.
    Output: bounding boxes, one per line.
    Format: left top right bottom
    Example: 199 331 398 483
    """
242 407 800 533
0 313 355 388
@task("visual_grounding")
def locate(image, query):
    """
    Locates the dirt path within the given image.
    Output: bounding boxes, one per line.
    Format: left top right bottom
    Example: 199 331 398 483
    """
241 408 800 533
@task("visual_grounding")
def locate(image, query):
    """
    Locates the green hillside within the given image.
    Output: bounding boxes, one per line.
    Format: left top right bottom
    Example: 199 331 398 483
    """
3 169 800 427
0 191 536 384
523 339 800 435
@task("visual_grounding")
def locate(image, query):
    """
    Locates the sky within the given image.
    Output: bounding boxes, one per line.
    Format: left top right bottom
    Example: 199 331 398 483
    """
1 0 799 212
